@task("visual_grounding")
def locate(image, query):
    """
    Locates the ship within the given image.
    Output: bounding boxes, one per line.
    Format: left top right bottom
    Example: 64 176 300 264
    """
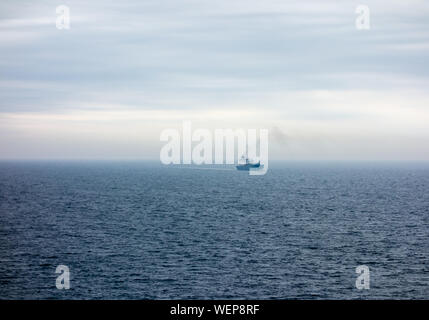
236 156 261 171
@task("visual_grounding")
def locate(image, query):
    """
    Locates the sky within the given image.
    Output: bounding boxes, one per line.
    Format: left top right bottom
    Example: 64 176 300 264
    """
0 0 428 160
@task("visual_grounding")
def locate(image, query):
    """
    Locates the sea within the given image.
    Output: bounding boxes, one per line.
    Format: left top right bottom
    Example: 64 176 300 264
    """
0 161 428 299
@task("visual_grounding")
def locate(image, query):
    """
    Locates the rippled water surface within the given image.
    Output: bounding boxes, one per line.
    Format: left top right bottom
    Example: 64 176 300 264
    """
0 161 428 299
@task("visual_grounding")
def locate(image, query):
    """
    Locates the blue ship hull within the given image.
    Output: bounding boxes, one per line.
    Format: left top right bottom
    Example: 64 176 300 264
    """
236 162 261 171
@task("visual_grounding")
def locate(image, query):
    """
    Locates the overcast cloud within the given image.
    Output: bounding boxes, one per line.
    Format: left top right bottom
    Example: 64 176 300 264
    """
1 0 428 160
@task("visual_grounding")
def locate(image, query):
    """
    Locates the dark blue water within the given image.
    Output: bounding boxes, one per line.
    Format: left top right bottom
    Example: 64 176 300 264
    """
0 161 428 299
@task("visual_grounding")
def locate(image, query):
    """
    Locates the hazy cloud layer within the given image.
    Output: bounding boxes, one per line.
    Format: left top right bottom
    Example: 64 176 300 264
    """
1 0 429 160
